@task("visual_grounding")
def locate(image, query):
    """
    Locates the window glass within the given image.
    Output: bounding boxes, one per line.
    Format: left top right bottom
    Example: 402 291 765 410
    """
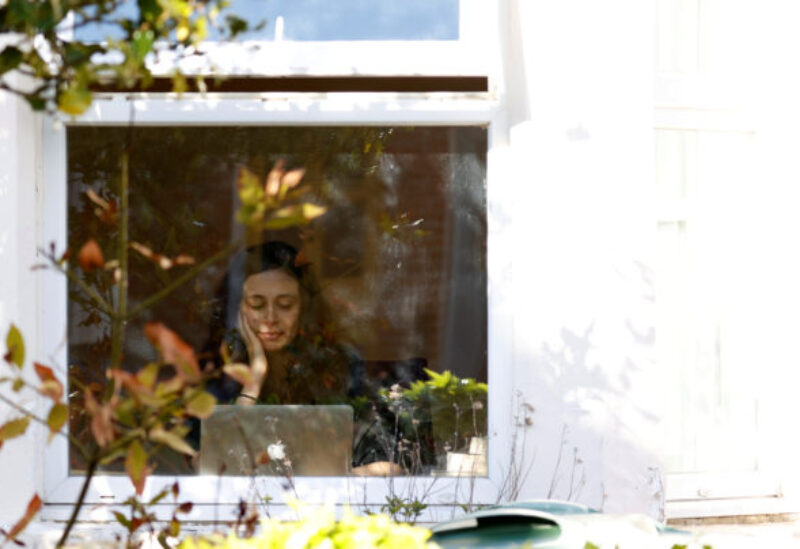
67 125 487 477
73 0 459 42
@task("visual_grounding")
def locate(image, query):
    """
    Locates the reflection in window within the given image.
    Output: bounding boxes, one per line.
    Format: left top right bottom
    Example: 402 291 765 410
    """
67 126 487 476
74 0 459 42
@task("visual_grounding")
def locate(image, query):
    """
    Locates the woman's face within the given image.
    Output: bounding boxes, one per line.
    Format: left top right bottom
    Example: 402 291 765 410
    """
241 269 301 352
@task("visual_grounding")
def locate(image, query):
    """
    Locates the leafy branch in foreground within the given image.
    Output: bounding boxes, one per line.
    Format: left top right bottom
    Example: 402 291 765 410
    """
0 158 325 547
0 0 255 115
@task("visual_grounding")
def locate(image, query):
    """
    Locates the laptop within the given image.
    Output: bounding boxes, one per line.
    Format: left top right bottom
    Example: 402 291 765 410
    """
199 404 354 476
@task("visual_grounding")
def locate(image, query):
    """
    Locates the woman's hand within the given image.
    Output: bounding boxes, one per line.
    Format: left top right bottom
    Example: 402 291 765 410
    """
236 308 268 405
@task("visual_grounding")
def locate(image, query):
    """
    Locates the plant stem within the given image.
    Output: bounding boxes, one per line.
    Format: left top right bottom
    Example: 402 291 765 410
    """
56 452 99 548
51 262 115 317
110 149 130 369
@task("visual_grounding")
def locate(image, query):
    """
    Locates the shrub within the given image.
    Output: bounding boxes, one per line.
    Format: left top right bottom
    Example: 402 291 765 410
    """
180 506 439 549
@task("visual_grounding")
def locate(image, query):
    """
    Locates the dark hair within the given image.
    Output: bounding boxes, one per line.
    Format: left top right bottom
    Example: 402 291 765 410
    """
205 240 336 362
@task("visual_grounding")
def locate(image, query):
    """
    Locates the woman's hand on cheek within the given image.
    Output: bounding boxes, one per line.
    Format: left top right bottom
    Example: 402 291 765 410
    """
237 308 268 402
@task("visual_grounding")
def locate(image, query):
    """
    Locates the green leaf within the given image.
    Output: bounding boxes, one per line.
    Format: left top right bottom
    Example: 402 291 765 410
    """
185 391 216 419
113 511 131 529
46 403 69 440
149 426 196 456
125 440 149 495
5 323 25 368
137 0 162 22
148 488 170 505
98 446 128 466
63 42 101 67
0 46 23 74
12 378 24 392
132 30 155 62
224 14 247 37
25 95 47 111
0 417 30 442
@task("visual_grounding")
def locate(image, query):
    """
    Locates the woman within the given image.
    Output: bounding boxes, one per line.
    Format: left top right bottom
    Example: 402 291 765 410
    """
209 240 356 406
205 241 401 475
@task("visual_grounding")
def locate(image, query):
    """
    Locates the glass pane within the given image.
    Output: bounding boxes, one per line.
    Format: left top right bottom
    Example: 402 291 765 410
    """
73 0 459 42
66 125 487 477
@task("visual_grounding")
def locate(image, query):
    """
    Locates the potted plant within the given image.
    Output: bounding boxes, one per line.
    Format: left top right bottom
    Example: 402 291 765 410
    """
377 369 487 475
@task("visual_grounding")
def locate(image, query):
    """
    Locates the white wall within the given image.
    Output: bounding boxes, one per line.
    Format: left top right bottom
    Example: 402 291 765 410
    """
0 0 665 529
503 0 662 516
0 77 44 526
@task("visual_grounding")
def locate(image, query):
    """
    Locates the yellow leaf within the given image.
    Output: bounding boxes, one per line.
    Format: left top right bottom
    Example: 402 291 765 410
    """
5 323 25 368
125 440 149 495
171 71 188 95
47 403 69 440
222 363 253 386
0 417 30 441
136 363 160 389
185 391 216 419
149 426 196 457
58 86 92 115
176 21 190 42
262 203 327 230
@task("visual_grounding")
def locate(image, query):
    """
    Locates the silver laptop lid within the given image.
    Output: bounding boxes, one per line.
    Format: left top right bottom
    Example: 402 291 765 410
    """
199 404 354 476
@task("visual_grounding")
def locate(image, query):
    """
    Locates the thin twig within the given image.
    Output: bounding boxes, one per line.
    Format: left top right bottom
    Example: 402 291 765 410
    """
110 146 130 369
47 261 115 317
126 237 244 320
56 451 99 548
0 391 89 460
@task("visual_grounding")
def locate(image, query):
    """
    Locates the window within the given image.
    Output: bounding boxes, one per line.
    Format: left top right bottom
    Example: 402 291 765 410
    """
65 124 488 477
42 94 509 517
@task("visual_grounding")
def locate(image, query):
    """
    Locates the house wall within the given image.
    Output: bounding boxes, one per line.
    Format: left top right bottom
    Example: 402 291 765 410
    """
0 75 43 525
503 0 661 516
1 0 666 530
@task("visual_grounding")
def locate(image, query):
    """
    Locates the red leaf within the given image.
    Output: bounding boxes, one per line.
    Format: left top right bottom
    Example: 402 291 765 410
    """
144 323 200 382
293 250 310 268
6 494 42 540
177 502 193 514
78 239 105 272
85 389 115 447
34 362 63 401
108 369 162 407
87 190 118 225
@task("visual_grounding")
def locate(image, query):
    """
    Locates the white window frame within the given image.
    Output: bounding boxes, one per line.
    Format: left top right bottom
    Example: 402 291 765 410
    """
38 91 512 523
65 0 497 81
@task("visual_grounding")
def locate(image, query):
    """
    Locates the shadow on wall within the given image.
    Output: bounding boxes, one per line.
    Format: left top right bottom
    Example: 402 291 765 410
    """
512 257 663 518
